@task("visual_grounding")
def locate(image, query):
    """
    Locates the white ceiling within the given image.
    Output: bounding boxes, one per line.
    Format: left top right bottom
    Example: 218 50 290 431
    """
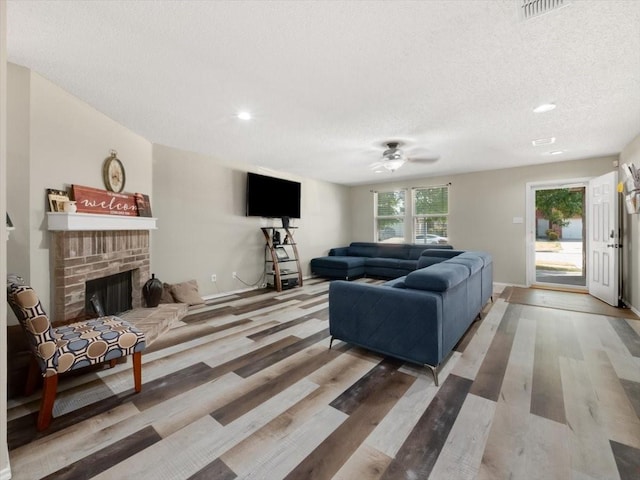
6 0 640 186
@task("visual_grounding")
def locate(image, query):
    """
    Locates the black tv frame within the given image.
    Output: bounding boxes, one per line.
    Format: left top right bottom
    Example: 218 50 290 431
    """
246 172 301 219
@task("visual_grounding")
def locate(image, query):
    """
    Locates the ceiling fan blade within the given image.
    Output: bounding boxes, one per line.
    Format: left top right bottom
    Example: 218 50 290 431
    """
407 155 440 164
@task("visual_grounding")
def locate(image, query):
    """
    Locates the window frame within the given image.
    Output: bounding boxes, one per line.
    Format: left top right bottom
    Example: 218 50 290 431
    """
411 185 450 244
374 189 407 243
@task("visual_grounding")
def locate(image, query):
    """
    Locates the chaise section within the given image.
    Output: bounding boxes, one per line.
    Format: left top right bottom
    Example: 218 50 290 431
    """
309 256 366 280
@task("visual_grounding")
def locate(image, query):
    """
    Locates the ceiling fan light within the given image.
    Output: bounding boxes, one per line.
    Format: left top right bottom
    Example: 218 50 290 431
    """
382 158 406 172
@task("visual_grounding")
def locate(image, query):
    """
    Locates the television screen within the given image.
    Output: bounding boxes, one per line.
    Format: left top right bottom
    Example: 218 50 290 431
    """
246 172 301 218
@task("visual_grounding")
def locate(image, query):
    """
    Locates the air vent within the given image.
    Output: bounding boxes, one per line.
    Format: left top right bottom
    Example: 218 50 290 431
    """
520 0 569 20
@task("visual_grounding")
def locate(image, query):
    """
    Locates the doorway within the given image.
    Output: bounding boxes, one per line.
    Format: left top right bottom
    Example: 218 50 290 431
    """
526 180 588 290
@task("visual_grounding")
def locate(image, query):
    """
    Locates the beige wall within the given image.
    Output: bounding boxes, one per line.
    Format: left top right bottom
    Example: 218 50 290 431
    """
1 0 10 474
6 64 30 293
620 132 640 312
152 144 352 295
6 63 153 319
349 156 616 285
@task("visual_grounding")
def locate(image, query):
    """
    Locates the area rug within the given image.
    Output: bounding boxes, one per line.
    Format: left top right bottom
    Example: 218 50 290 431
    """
506 286 638 320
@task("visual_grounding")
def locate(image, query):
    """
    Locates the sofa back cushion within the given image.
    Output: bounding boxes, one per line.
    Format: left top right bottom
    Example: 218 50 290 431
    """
347 242 379 257
407 244 453 260
444 255 483 275
405 263 469 292
377 245 410 259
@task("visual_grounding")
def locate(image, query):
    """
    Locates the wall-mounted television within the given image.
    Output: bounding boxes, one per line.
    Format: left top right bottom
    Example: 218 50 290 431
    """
246 172 301 218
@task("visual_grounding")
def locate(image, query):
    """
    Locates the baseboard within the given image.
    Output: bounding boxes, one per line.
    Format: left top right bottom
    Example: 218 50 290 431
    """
202 285 258 301
202 275 314 301
493 282 527 290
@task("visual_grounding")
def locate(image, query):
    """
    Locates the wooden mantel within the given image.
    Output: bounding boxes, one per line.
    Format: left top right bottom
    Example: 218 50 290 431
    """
47 212 157 231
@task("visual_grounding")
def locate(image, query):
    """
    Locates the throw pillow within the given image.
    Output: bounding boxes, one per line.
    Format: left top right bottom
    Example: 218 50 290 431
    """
160 283 175 303
170 280 205 306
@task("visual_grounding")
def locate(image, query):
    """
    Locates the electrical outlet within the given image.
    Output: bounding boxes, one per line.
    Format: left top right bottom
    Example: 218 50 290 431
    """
232 272 237 279
210 274 217 282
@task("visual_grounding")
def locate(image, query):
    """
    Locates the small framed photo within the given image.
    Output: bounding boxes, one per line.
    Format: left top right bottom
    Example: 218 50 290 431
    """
47 188 70 212
275 246 289 261
135 193 153 217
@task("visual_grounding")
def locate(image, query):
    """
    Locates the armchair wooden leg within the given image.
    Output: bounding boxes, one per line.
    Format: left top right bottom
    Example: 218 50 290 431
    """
132 351 142 393
109 359 118 368
25 357 40 397
37 374 58 431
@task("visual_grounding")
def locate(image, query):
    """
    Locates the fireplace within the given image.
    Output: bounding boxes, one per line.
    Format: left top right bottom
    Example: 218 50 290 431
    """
85 270 133 316
51 230 150 324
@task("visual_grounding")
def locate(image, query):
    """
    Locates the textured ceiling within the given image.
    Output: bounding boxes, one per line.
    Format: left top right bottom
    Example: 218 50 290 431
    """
6 0 640 185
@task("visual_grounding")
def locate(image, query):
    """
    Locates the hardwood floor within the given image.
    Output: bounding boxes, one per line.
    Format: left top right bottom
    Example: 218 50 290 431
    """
6 279 640 479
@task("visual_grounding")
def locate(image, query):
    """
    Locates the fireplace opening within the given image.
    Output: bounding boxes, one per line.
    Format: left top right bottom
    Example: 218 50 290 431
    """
85 271 133 317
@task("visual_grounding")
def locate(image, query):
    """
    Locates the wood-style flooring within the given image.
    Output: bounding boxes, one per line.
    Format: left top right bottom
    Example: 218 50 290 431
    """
6 279 640 479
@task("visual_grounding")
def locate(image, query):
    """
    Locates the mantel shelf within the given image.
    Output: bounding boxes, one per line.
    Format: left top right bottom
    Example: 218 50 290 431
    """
47 212 157 231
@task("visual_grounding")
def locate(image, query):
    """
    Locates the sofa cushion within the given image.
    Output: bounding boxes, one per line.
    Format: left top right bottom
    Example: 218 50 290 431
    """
311 256 366 269
377 245 410 260
407 246 426 260
347 244 379 257
417 256 446 269
407 244 453 260
459 251 493 267
404 263 469 292
445 256 483 275
364 257 416 270
383 277 407 288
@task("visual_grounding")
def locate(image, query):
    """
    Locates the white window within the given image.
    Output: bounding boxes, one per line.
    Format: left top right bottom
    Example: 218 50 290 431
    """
412 186 449 244
375 190 406 243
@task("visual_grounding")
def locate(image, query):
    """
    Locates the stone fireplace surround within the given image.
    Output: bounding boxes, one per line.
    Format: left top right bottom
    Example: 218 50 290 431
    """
47 213 188 348
52 229 150 324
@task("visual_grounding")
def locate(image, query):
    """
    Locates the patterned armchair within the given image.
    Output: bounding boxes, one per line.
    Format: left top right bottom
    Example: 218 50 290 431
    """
7 279 146 430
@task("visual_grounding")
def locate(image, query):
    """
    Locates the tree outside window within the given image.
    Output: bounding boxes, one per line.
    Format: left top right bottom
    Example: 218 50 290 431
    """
375 190 406 242
413 186 449 244
536 188 584 240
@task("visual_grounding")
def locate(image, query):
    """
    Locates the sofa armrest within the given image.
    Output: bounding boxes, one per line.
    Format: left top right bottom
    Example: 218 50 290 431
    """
329 247 350 256
329 281 443 366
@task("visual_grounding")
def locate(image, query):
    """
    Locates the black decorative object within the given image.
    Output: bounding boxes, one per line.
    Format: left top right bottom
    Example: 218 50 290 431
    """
142 273 163 308
273 230 281 245
281 216 290 229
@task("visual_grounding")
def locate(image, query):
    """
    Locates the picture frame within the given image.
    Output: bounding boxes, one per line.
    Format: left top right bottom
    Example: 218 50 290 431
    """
134 193 153 217
275 246 289 261
47 188 70 212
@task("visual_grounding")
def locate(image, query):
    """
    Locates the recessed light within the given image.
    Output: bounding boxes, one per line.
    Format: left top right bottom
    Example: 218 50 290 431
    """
533 103 556 113
549 150 564 155
532 137 556 147
237 111 252 120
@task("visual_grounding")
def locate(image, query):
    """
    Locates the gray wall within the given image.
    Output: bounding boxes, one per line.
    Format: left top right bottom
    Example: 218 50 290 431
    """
152 144 352 296
349 156 616 286
620 132 640 311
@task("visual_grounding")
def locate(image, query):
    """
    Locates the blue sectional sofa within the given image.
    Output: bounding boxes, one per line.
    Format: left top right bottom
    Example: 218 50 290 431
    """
310 242 454 280
328 250 493 385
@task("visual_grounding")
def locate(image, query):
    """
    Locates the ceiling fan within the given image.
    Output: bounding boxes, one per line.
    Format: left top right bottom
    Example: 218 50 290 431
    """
371 141 440 173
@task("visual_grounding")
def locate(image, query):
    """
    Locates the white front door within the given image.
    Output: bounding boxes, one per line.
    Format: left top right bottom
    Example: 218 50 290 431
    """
588 171 619 306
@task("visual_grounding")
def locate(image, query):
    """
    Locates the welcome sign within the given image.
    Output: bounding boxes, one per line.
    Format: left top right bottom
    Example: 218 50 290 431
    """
71 184 138 216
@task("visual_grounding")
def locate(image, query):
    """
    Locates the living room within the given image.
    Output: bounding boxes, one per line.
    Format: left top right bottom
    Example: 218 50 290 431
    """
2 1 640 479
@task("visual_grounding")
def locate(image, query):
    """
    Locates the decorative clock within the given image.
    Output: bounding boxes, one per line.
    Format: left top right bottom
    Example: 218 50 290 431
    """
102 150 126 193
